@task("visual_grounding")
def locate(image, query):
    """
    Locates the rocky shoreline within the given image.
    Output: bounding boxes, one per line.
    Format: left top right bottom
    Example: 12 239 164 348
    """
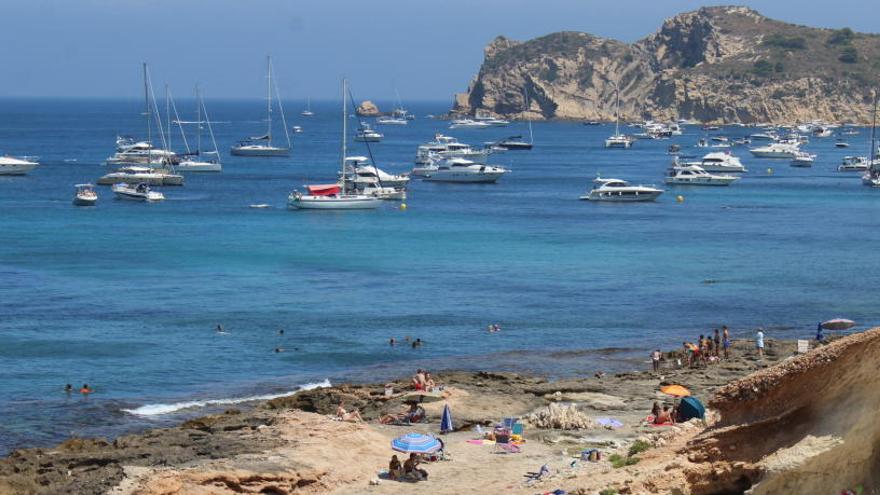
0 334 868 494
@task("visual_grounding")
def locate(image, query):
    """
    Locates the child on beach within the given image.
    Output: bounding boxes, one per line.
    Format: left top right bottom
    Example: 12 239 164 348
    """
756 329 765 358
388 455 403 480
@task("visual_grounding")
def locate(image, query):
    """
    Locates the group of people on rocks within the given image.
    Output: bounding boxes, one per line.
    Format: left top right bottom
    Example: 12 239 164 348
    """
677 326 732 369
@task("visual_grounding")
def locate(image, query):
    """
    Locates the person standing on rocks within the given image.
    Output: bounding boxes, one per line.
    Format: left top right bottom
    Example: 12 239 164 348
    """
722 326 731 359
651 349 661 372
756 329 765 358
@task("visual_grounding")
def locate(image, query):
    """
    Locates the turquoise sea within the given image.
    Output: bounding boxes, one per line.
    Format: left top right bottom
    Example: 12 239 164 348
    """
1 98 877 454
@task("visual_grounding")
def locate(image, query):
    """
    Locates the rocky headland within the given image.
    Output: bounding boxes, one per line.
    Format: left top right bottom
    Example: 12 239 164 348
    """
452 6 880 123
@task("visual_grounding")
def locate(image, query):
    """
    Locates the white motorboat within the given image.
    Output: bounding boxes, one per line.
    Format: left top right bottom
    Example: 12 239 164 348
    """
231 56 292 157
415 134 490 164
750 143 801 159
105 138 178 166
813 127 834 138
0 155 38 175
376 115 408 125
665 164 739 186
73 184 97 206
839 156 870 172
679 151 747 173
288 79 382 210
790 151 816 167
580 177 663 202
292 126 303 133
112 182 164 202
353 182 407 201
343 156 409 188
474 112 510 127
98 166 183 186
423 158 508 183
173 85 223 172
749 132 777 141
449 118 491 129
835 140 850 148
354 123 383 142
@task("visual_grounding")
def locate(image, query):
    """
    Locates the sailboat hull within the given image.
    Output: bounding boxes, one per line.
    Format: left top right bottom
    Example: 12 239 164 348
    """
287 195 382 210
230 146 290 157
497 142 533 150
177 161 222 172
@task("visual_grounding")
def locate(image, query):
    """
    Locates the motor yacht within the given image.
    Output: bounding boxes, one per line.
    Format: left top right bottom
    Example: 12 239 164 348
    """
112 182 165 202
423 158 508 183
790 151 816 167
414 134 489 164
839 156 870 172
0 155 38 175
97 166 183 186
73 184 97 206
835 140 850 148
679 151 747 173
449 118 491 129
580 177 663 202
749 133 777 141
343 156 409 188
665 164 739 186
750 143 801 159
376 115 408 125
106 137 179 166
353 123 383 142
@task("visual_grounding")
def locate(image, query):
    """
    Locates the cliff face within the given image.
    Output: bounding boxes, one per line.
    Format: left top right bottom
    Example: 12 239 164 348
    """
454 6 880 123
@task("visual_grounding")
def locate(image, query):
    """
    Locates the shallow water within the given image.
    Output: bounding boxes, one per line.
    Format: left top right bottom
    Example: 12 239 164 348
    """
1 98 877 454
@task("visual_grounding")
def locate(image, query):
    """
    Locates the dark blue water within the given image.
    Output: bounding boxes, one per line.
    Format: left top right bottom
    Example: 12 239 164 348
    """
1 98 877 454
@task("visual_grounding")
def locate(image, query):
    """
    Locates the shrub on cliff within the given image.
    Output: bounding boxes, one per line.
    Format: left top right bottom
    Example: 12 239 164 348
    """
762 34 806 50
827 28 855 46
839 46 859 64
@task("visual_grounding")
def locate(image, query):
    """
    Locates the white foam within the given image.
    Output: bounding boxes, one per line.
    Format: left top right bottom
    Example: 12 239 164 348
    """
122 379 331 417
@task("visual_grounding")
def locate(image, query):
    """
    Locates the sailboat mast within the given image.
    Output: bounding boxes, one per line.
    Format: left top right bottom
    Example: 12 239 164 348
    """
871 91 878 168
614 84 620 136
267 55 273 147
341 78 347 182
165 84 171 152
143 63 151 162
196 85 202 154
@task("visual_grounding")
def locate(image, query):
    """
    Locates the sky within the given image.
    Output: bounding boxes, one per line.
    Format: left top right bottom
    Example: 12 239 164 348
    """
0 0 875 101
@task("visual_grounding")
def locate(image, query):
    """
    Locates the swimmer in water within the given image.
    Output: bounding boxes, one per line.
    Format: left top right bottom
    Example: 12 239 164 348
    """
64 384 72 394
216 324 224 333
79 384 93 394
279 329 284 335
390 337 396 346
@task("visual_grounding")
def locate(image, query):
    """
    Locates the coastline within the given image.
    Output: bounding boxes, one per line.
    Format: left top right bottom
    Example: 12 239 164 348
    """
0 336 827 494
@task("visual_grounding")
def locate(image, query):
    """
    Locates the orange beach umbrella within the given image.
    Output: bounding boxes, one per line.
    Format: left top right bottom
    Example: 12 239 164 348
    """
660 384 691 397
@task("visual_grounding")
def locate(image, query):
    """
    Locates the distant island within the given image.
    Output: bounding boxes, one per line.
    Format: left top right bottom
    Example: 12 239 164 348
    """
452 6 880 123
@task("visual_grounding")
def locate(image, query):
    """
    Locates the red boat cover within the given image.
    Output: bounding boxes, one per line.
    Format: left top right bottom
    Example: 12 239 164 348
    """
306 184 340 196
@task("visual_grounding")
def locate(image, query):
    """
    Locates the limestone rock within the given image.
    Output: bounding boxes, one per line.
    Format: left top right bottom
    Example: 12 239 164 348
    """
356 100 381 117
452 6 879 123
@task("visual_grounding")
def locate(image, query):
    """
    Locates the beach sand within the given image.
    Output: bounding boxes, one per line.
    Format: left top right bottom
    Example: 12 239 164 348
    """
2 335 867 494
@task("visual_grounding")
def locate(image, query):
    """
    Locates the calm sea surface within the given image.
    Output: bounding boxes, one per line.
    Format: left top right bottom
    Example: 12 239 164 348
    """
1 98 877 454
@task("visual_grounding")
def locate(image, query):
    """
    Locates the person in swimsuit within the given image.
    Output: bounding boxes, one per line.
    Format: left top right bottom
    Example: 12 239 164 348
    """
336 401 363 422
722 326 731 359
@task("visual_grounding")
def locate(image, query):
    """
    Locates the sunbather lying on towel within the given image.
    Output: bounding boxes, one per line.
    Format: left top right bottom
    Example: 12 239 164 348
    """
380 402 425 424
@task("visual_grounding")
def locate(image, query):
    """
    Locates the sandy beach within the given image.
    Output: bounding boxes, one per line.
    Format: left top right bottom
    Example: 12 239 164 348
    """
1 333 876 494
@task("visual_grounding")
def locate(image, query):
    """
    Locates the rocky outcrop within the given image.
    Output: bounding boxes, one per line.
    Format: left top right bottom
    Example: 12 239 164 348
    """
454 6 880 123
355 100 381 117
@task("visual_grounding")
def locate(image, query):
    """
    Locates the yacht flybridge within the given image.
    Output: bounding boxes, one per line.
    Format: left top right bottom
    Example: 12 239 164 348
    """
749 142 801 159
231 56 292 157
678 151 746 173
287 79 382 210
423 158 508 183
581 177 663 202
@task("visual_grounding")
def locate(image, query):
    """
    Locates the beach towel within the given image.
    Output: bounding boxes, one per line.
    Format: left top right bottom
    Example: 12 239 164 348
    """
596 417 623 429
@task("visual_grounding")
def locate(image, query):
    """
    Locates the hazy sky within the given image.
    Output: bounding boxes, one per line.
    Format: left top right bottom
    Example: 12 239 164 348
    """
0 0 875 100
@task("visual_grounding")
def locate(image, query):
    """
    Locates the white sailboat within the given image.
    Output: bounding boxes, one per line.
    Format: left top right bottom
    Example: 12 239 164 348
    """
176 85 222 172
861 93 880 187
231 56 292 157
605 84 633 149
287 79 382 210
301 97 314 117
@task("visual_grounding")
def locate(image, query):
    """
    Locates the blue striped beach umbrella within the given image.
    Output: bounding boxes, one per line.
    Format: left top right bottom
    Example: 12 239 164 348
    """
391 432 442 454
440 404 454 434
